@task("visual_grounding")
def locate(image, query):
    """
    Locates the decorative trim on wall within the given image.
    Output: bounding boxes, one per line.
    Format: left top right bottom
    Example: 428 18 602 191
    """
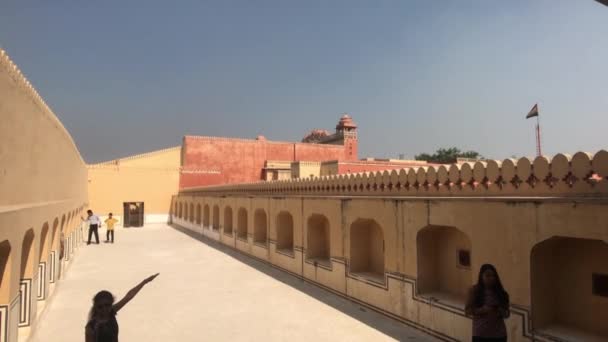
37 262 46 300
180 150 608 198
65 236 70 262
10 293 20 310
253 242 268 249
275 249 296 259
49 251 56 283
0 305 7 342
70 232 75 254
18 279 31 327
304 258 333 271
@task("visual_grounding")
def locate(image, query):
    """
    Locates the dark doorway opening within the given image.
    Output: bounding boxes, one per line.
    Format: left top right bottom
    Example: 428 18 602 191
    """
123 202 144 227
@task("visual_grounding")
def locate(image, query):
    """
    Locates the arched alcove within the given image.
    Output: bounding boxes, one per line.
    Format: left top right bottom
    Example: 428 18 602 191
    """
306 214 330 266
350 219 385 283
39 223 50 262
416 225 472 304
20 229 36 327
237 208 248 239
253 209 268 244
224 207 233 235
0 240 12 303
196 204 202 225
276 211 294 253
212 205 220 231
531 237 608 339
203 205 210 229
21 230 36 279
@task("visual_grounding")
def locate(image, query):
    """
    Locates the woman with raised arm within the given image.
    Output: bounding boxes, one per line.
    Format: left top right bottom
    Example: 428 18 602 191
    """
85 273 159 342
465 264 510 342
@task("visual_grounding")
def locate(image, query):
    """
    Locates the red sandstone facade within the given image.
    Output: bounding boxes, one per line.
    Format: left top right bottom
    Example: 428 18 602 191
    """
179 115 359 188
179 115 434 189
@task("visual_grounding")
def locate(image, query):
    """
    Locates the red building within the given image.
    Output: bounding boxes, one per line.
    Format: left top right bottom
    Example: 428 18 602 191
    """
179 114 434 189
179 115 358 188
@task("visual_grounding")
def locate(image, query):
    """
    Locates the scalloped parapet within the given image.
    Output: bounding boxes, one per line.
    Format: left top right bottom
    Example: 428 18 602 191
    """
0 48 84 164
181 151 608 197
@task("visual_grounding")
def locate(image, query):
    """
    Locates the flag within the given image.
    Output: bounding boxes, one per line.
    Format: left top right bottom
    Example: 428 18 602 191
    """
526 104 539 119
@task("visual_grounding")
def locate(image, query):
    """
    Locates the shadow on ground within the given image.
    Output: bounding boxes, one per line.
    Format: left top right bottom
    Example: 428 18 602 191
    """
169 224 436 341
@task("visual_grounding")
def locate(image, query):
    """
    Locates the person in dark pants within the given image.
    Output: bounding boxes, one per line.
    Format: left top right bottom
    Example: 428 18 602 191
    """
465 264 510 342
104 213 118 243
82 210 101 245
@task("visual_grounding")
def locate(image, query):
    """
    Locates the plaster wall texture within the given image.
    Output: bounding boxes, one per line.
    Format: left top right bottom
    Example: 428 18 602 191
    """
180 135 355 188
173 191 608 342
0 49 88 342
87 146 181 217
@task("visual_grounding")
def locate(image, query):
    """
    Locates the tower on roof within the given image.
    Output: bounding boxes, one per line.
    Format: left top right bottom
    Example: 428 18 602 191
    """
336 113 358 133
335 114 358 160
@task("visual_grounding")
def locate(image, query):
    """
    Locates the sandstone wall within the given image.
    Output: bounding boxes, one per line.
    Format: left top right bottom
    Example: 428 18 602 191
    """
0 49 88 342
87 147 182 223
176 151 608 341
180 135 353 188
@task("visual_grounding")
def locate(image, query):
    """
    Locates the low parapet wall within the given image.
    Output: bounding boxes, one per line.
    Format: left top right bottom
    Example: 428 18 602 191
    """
174 174 608 341
181 151 608 198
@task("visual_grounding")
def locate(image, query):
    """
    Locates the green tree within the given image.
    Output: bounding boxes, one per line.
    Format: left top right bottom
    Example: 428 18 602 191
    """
414 147 482 164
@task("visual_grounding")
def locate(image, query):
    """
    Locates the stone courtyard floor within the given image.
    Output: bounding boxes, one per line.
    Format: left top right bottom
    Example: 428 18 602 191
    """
30 223 438 342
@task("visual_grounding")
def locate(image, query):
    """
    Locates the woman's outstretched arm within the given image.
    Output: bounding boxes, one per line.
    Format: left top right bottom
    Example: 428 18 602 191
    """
113 273 159 312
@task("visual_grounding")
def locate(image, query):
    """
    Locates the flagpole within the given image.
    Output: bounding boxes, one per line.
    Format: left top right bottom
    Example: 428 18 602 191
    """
536 114 542 157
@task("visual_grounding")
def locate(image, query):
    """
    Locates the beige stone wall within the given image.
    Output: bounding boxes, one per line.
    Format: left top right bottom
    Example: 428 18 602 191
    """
0 49 88 342
87 147 181 222
291 161 321 179
174 189 608 342
319 161 339 176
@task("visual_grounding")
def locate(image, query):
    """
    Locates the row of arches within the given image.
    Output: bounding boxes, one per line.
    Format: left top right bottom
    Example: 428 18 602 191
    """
174 201 475 288
0 205 86 341
174 202 222 231
173 203 387 280
172 198 608 339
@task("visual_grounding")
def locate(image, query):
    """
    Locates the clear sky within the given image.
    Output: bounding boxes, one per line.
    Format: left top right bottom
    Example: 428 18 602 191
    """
1 0 606 163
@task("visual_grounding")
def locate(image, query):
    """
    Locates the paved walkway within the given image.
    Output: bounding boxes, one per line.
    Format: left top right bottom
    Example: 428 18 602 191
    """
31 224 438 342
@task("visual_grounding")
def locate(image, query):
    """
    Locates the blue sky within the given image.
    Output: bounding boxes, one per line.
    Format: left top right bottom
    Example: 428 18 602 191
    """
1 0 606 163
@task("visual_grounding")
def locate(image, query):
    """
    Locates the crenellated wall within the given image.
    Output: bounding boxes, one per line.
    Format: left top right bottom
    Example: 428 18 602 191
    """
174 151 608 342
0 48 88 342
183 151 608 198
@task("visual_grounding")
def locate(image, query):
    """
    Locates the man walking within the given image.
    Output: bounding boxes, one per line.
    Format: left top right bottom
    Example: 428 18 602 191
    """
104 213 118 243
81 210 101 245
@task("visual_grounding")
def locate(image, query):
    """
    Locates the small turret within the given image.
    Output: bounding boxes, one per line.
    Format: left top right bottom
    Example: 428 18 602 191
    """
336 113 357 133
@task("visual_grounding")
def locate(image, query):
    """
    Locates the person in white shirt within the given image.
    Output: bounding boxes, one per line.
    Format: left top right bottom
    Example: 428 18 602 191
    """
82 210 101 245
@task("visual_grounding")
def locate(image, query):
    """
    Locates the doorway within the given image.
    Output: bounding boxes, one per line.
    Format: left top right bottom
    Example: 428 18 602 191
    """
123 202 144 227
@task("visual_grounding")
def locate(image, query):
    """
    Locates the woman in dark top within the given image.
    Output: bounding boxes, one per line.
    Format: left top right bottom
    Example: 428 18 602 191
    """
465 264 510 342
85 273 159 342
